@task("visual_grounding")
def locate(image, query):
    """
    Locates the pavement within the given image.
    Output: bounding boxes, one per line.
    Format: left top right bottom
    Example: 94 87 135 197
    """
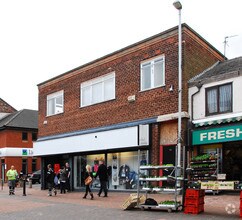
0 183 241 220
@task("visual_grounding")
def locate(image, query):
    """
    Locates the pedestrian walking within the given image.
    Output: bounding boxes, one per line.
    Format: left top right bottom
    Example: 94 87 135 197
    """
83 164 94 200
96 160 108 197
46 164 56 196
65 162 71 192
59 166 67 194
6 165 18 195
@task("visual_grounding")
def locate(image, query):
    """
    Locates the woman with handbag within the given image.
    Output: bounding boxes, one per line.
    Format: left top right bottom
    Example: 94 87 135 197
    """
83 164 94 200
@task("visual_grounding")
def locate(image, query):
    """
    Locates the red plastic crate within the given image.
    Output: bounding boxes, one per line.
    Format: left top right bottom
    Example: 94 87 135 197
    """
240 210 242 218
185 189 205 198
184 204 204 214
184 197 204 207
240 191 242 199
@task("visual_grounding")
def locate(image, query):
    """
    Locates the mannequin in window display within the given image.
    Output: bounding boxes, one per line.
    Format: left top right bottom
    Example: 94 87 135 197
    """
140 152 147 187
119 164 130 188
119 164 130 179
140 152 147 166
112 154 118 187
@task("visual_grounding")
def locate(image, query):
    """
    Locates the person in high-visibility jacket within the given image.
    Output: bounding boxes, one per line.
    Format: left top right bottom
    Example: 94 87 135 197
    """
6 165 18 195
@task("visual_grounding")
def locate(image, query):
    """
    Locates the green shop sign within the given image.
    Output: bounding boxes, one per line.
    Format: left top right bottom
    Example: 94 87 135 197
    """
192 124 242 145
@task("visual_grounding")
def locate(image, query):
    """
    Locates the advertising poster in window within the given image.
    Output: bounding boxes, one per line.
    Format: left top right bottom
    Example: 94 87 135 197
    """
112 153 119 186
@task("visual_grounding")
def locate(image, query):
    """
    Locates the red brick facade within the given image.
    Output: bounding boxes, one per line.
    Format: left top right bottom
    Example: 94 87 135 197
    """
0 129 41 180
38 25 223 140
36 24 224 183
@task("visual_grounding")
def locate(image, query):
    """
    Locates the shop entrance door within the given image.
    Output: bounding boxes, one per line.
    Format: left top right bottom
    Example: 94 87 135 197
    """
223 143 242 181
160 145 176 187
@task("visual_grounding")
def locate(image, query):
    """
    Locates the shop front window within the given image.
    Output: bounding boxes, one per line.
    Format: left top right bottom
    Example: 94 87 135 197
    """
107 151 148 190
73 150 148 190
73 154 105 189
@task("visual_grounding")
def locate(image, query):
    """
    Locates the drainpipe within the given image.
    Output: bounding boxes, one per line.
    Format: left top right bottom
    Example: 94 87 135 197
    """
191 82 203 121
187 83 203 147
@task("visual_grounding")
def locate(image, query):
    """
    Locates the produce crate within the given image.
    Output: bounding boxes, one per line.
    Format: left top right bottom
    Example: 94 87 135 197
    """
184 197 204 207
185 189 205 198
122 194 146 210
184 204 204 214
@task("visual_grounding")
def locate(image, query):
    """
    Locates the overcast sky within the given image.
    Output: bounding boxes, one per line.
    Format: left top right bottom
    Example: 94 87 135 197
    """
0 0 241 111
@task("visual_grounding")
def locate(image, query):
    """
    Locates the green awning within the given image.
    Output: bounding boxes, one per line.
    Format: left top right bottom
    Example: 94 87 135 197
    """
193 115 242 127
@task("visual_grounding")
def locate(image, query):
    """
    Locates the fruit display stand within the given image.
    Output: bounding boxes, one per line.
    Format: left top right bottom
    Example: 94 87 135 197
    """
189 151 222 195
137 151 183 213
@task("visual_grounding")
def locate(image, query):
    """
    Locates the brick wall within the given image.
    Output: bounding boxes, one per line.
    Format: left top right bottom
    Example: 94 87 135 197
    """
38 26 224 138
3 130 34 148
0 99 16 113
0 129 40 180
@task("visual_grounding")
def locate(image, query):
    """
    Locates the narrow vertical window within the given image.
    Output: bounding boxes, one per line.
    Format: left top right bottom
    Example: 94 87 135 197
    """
141 55 165 91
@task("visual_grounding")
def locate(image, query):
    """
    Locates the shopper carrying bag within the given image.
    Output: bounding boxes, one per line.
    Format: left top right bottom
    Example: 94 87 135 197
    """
83 165 94 200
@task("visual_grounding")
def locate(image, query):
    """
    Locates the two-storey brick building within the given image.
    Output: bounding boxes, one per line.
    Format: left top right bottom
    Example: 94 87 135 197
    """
34 24 224 190
0 99 40 182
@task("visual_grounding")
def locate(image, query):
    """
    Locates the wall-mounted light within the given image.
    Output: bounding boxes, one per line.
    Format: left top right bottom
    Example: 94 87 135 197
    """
43 120 47 125
169 85 174 92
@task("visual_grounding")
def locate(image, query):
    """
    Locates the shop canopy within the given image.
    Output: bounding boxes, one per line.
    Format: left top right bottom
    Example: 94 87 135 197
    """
192 112 242 127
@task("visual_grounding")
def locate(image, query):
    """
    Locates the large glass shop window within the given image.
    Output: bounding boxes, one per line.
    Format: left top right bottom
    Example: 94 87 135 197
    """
74 151 148 190
107 151 148 190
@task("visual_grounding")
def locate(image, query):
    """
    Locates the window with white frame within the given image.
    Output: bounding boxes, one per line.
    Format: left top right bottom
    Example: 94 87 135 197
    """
206 83 232 116
140 55 165 91
47 90 64 116
81 72 115 107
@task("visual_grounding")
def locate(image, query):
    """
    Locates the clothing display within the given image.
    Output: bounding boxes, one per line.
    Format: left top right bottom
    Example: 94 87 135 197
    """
118 164 130 179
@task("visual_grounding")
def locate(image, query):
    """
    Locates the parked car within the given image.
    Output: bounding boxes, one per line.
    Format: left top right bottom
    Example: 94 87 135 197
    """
29 170 42 184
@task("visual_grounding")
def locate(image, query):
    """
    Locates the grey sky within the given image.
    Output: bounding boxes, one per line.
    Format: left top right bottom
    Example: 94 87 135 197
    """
0 0 241 110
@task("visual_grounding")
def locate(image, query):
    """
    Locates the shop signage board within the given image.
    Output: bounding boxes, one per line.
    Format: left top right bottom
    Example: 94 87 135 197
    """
201 181 234 190
192 124 242 145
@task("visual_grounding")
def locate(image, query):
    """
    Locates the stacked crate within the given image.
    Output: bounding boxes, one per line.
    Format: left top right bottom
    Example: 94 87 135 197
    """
184 189 205 214
240 191 242 218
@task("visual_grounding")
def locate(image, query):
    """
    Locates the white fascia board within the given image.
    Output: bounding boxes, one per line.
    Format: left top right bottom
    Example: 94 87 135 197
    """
34 126 138 156
0 147 34 157
157 111 189 122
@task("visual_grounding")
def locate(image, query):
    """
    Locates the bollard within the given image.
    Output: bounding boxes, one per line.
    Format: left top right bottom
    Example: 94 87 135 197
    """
1 179 3 190
29 179 32 188
22 178 26 196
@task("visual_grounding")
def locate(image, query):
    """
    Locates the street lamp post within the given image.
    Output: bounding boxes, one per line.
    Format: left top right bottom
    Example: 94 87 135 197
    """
173 1 182 174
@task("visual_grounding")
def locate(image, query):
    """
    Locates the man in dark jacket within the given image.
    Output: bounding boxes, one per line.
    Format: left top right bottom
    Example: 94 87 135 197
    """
96 160 108 197
46 164 55 196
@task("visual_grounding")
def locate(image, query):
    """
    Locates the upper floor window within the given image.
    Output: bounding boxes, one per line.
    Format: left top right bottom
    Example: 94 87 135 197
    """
47 90 64 116
32 133 37 141
140 55 165 91
206 83 232 116
22 132 28 141
81 72 115 107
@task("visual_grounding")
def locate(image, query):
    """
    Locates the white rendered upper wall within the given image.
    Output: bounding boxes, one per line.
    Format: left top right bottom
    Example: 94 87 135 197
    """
189 75 242 121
